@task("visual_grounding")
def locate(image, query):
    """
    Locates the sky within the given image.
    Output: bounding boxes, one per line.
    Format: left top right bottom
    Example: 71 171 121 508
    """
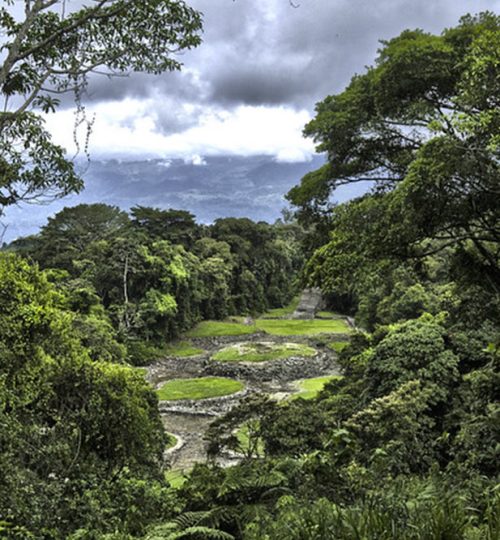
2 0 500 242
42 0 500 164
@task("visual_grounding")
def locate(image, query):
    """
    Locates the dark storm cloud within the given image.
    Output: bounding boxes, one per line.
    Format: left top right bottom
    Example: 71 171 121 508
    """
188 0 483 108
209 60 318 105
79 69 207 105
59 0 494 115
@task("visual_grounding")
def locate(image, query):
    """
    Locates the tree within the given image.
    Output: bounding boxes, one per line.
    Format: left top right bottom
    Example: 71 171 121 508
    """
288 13 500 289
0 253 167 537
0 0 202 215
33 203 130 270
131 206 201 248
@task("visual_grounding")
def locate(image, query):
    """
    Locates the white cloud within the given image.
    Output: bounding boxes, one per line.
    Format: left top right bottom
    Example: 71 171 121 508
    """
186 154 207 165
44 99 316 162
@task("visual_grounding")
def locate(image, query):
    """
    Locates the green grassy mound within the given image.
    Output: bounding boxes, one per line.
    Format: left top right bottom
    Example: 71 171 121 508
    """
185 320 257 338
255 318 351 336
212 341 317 362
292 375 343 400
164 340 204 357
157 377 244 401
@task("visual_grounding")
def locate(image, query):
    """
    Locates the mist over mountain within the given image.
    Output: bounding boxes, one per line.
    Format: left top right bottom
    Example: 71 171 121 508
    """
3 154 369 243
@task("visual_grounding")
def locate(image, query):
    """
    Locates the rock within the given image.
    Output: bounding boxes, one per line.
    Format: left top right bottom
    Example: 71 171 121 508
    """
291 287 323 319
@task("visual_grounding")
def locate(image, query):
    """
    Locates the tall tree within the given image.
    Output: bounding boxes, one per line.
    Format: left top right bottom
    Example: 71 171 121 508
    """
288 12 500 290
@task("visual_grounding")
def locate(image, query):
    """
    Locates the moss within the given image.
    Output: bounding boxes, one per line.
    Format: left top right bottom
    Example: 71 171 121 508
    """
165 432 178 449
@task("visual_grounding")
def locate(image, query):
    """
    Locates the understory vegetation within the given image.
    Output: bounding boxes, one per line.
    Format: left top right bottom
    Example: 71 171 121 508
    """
0 9 499 540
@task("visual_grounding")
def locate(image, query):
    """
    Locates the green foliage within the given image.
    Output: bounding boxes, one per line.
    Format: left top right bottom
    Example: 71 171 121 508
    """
0 254 169 538
3 13 500 539
131 206 201 249
291 13 500 293
327 341 349 352
0 1 202 215
363 314 460 403
157 377 245 401
205 395 272 459
212 342 316 363
20 204 304 347
244 479 500 540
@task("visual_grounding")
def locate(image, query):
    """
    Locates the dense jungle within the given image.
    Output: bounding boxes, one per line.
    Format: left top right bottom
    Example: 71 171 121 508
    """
0 2 499 539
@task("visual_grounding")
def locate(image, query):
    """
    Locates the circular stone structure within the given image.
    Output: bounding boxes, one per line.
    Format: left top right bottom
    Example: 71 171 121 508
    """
157 376 245 401
211 341 317 363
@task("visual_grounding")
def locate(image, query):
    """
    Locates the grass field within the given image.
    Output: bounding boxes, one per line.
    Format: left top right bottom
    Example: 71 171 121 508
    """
316 310 344 319
157 376 244 401
185 320 257 338
292 375 343 400
185 317 351 338
164 340 204 357
262 296 300 318
255 318 351 336
212 341 317 362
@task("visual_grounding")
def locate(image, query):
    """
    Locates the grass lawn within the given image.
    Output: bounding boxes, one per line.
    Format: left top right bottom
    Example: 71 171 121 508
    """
164 340 204 357
316 310 345 319
292 375 343 400
262 296 300 318
185 320 257 338
255 318 351 336
212 341 316 362
327 341 350 353
157 377 244 401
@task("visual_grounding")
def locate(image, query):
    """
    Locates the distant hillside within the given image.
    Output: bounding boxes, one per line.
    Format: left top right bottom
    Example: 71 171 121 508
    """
2 154 370 242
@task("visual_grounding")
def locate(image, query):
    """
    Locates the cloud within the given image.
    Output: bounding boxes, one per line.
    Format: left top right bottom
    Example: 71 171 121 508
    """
41 0 500 158
45 100 315 162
